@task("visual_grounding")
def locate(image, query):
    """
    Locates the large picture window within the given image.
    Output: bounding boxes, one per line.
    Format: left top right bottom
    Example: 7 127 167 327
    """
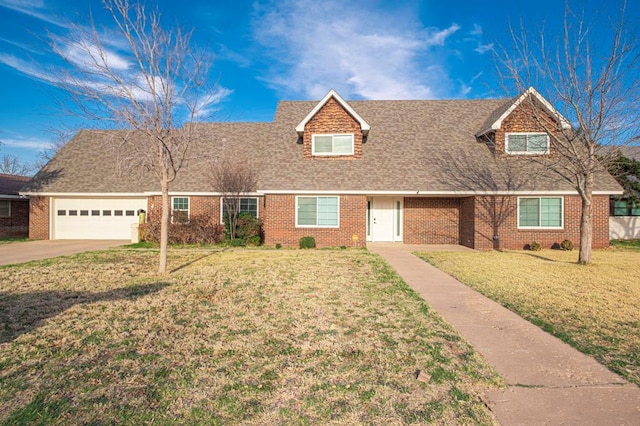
296 196 339 227
518 197 563 228
506 133 550 154
312 134 354 156
172 197 190 224
611 199 640 216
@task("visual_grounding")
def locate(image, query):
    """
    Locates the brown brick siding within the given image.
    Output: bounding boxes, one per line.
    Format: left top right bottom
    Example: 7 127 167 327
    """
262 194 367 248
29 196 50 240
459 197 475 248
303 97 363 160
404 198 460 244
493 98 562 157
147 195 222 225
0 199 29 238
466 195 609 250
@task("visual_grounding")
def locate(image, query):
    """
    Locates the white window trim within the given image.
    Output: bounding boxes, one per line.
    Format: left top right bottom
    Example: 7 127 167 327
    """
0 200 10 218
311 133 355 156
219 197 259 222
505 132 550 155
171 196 190 223
517 196 564 229
295 196 340 228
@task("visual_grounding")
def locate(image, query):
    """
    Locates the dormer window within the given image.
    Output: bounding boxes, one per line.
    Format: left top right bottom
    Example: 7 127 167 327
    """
506 133 550 155
312 134 354 156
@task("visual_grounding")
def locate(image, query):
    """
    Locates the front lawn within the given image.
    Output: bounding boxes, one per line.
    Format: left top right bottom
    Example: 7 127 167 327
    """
0 249 501 424
416 248 640 387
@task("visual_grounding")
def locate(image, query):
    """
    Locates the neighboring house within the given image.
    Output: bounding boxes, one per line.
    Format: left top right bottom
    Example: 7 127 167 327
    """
21 88 622 249
608 146 640 239
0 174 30 238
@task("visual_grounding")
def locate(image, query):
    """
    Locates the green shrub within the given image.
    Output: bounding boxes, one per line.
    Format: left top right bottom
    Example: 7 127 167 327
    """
235 212 263 245
229 238 244 247
560 239 574 251
275 243 282 249
529 241 542 251
299 236 316 249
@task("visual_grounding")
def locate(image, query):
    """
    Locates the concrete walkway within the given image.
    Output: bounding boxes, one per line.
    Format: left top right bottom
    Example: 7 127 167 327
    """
368 243 640 426
0 240 129 266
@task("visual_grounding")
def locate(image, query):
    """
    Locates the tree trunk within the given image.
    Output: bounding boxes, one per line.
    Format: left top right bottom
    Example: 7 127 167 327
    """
578 178 594 265
159 176 169 274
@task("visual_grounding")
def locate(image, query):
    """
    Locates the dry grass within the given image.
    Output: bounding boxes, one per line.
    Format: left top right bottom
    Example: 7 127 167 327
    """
416 247 640 387
0 249 501 425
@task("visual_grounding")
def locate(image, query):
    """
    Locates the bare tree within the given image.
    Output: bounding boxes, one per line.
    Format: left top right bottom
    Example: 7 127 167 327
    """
494 0 640 263
50 0 216 273
0 154 34 176
210 158 258 240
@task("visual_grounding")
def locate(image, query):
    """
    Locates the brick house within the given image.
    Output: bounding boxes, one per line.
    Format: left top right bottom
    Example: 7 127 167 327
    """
21 88 622 249
0 174 30 238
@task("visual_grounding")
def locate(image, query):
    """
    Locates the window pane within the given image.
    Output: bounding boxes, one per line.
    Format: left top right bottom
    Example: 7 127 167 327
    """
631 201 640 216
57 210 66 216
519 198 540 226
540 197 562 226
317 197 338 226
298 197 317 225
613 200 628 216
333 135 353 154
239 198 258 216
0 201 9 217
314 136 333 153
508 134 527 152
528 134 548 152
173 197 188 210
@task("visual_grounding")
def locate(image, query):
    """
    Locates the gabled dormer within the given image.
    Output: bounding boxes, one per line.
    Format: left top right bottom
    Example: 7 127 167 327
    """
476 87 571 157
296 89 370 160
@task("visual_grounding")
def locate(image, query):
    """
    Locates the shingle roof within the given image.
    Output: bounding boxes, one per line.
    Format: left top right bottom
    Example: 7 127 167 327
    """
23 98 622 194
0 174 31 196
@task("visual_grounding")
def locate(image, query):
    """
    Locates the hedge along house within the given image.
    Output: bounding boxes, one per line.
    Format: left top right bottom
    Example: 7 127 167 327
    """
21 88 622 249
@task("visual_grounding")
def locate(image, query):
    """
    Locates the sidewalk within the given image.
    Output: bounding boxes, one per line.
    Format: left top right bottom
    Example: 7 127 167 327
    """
0 240 128 266
368 243 640 426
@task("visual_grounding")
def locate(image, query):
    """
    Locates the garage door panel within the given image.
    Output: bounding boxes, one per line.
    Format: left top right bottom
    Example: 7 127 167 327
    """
54 198 147 239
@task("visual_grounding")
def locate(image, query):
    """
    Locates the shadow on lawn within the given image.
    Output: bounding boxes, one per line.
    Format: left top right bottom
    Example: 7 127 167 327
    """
0 282 169 343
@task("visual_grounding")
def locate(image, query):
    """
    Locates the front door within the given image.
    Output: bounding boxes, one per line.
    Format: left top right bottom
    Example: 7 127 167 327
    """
369 197 402 242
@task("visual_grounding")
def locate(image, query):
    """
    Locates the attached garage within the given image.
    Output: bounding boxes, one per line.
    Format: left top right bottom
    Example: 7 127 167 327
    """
53 198 147 239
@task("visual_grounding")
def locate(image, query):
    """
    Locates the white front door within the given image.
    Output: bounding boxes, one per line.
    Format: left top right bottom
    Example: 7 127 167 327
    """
369 197 402 242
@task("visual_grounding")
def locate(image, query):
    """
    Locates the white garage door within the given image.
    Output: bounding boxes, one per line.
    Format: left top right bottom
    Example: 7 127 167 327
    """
54 198 147 239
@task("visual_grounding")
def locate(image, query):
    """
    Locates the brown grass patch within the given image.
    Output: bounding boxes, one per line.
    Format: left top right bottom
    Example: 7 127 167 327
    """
417 248 640 386
0 249 501 424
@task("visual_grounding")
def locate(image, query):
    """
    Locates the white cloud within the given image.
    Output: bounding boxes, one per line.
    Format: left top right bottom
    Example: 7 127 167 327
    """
0 0 66 27
252 0 462 100
0 136 54 151
470 23 483 36
474 43 494 54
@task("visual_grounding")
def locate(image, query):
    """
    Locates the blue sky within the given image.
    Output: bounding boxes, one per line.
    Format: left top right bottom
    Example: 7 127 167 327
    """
0 0 633 170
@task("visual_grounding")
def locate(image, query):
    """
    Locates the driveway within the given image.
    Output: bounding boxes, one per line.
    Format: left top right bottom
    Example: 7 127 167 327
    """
0 240 129 266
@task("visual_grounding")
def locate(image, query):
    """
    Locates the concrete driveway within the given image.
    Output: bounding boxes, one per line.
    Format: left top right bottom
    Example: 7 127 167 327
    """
0 240 129 266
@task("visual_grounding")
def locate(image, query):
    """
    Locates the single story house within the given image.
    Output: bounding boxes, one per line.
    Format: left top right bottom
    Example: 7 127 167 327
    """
0 174 30 238
21 88 622 249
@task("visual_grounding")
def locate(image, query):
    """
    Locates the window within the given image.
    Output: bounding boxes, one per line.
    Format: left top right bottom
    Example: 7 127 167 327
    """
297 196 339 227
312 134 354 156
126 210 135 216
611 199 640 216
103 210 111 216
172 197 190 224
0 200 10 217
114 210 123 216
221 197 258 221
506 133 550 154
518 197 563 228
80 210 89 216
57 210 66 216
69 210 78 216
91 210 100 216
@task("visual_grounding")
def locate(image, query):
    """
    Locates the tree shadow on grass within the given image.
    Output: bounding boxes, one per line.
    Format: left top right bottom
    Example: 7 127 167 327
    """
0 282 169 343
